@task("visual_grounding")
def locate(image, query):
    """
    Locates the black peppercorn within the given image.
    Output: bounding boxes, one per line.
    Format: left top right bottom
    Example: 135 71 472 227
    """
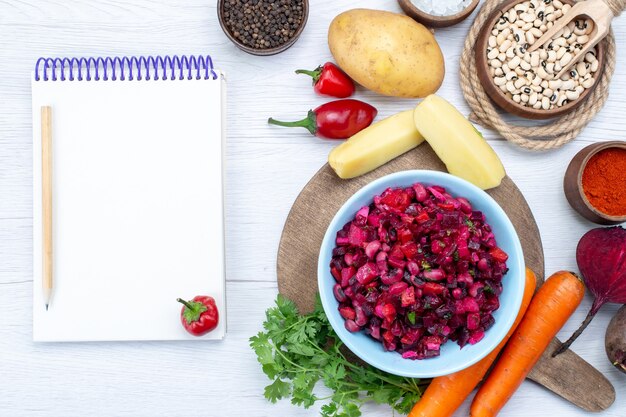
223 0 305 50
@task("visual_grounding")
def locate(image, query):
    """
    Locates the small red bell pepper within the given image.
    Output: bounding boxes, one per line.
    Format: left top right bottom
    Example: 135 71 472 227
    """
295 62 355 98
177 295 219 336
268 99 377 139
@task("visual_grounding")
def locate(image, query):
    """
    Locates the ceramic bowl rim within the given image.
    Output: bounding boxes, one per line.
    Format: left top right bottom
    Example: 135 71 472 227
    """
317 170 525 378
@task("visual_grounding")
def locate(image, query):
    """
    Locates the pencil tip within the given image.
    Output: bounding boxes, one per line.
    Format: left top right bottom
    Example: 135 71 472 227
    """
45 304 49 311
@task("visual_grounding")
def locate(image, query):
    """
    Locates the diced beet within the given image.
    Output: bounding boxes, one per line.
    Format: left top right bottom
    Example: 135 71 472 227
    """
389 244 405 261
477 258 489 271
388 257 406 269
349 223 369 247
481 314 495 330
355 206 369 226
468 330 485 345
489 247 509 262
375 303 384 318
402 351 419 359
400 241 419 259
401 287 416 307
344 286 355 299
457 197 472 214
398 228 413 244
483 294 500 312
461 297 480 313
423 282 445 295
341 266 356 288
391 320 403 336
329 183 507 359
382 303 396 321
467 313 480 330
339 306 356 320
413 183 427 202
356 262 378 285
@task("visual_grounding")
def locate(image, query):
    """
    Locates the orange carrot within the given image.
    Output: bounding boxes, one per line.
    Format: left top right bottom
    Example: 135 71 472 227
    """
470 271 585 417
408 268 537 417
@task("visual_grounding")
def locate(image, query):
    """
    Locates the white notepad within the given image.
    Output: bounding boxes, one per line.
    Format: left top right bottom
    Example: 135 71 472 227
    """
32 55 226 342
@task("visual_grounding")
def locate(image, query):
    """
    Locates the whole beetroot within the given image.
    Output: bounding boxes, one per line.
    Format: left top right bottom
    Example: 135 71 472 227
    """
606 305 626 374
553 226 626 356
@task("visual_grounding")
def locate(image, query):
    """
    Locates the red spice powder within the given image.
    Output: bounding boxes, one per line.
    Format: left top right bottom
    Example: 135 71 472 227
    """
581 147 626 216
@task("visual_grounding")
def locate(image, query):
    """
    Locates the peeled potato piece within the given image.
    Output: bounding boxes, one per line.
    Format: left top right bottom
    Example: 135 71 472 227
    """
413 95 505 190
329 110 424 179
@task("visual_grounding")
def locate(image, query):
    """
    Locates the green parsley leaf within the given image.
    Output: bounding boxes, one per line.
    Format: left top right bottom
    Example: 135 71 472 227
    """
407 311 416 325
250 295 426 416
264 378 291 403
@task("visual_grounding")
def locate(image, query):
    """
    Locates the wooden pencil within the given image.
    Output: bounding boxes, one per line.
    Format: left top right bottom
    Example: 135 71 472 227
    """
41 106 53 310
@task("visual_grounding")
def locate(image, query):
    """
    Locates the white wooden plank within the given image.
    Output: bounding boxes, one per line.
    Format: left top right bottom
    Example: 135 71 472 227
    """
1 0 625 415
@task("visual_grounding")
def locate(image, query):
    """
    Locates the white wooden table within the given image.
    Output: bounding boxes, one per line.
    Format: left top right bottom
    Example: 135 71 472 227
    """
1 0 624 416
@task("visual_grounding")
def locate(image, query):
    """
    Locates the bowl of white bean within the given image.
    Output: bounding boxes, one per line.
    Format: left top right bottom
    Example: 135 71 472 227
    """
475 0 606 119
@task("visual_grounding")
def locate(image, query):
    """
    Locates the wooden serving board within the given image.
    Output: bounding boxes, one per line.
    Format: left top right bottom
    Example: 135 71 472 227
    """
277 144 615 412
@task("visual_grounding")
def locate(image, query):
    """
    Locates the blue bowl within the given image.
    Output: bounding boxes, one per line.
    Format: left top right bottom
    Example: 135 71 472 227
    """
318 170 525 378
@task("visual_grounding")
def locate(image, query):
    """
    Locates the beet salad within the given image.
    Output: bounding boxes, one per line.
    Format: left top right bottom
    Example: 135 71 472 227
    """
330 183 509 359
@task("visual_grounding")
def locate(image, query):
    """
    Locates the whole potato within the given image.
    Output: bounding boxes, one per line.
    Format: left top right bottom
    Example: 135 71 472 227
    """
328 9 444 98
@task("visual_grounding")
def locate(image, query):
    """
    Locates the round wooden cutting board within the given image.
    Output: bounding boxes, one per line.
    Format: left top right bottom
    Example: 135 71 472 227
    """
277 144 544 314
276 143 615 412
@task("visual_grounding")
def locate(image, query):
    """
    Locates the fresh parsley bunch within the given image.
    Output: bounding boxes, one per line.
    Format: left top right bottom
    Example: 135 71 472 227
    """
250 294 426 417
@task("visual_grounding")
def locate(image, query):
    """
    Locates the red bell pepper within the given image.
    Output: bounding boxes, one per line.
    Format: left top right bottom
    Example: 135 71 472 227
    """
268 99 377 139
177 295 219 336
295 62 355 98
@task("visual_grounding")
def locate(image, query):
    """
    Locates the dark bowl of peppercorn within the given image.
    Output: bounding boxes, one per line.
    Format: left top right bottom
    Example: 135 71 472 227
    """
218 0 309 56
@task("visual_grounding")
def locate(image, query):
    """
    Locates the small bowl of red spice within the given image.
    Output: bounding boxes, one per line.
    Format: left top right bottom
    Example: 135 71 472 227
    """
564 141 626 225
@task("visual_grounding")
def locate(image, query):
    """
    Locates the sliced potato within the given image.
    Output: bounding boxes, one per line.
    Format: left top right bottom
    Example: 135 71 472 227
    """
413 95 505 189
329 110 424 179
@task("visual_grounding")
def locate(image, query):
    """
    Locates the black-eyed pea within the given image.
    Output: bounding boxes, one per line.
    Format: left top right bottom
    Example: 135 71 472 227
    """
491 59 503 68
506 81 517 93
559 53 572 67
494 76 507 86
566 90 580 101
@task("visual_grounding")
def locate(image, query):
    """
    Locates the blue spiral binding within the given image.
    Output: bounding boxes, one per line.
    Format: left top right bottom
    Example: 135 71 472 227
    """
34 54 218 82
